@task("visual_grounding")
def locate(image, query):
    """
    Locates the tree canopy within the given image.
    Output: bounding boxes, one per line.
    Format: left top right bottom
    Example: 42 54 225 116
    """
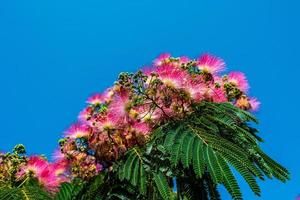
0 53 289 200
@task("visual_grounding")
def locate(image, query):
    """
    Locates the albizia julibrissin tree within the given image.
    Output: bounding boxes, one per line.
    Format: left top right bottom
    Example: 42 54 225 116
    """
0 54 289 200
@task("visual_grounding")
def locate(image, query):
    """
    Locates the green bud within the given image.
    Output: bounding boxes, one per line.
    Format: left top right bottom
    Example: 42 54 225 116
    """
58 138 67 146
13 144 26 155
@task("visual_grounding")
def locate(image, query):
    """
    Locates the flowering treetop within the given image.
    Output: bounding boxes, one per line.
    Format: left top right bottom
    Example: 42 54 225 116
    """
0 53 261 193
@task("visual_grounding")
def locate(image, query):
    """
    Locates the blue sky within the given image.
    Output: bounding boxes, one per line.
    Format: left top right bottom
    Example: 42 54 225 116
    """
0 0 299 199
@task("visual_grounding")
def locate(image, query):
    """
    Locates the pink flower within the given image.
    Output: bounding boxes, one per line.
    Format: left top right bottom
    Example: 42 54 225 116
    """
141 66 154 76
87 93 104 105
201 86 227 103
94 114 119 131
153 53 171 66
51 159 69 177
38 168 59 191
96 163 103 173
155 64 189 89
96 131 110 143
132 121 151 135
17 156 65 192
17 156 48 178
179 56 190 63
78 107 93 123
87 88 114 106
228 72 249 92
64 123 91 139
52 149 65 161
183 80 206 101
211 88 227 102
249 98 260 112
102 87 115 102
197 54 225 74
107 90 130 123
235 96 259 111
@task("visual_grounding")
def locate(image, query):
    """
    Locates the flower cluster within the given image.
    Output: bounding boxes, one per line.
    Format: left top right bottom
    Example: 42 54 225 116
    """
0 145 28 183
0 145 68 192
17 156 69 193
0 53 260 192
56 53 260 180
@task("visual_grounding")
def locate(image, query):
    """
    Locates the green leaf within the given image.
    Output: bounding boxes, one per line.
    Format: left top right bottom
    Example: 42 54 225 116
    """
139 164 147 195
131 156 140 186
217 155 242 200
164 128 179 151
204 146 223 184
55 182 81 200
181 133 194 168
170 131 187 166
257 149 290 182
124 151 138 181
0 179 53 200
221 152 261 196
192 138 205 178
153 172 171 200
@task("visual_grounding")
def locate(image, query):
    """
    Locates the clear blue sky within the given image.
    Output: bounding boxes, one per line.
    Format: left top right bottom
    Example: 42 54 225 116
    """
0 0 299 199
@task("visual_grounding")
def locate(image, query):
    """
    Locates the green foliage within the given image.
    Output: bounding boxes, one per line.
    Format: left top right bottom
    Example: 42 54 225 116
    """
0 179 52 200
117 148 148 195
8 102 288 200
94 102 288 200
192 138 205 178
153 172 171 200
12 144 26 155
54 182 83 200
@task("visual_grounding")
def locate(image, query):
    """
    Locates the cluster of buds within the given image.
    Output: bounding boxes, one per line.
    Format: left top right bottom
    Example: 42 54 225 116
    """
0 53 260 192
0 144 27 182
0 145 69 193
57 53 260 180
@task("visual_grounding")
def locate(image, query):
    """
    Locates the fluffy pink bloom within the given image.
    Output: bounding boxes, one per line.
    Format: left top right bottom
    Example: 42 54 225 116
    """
101 87 115 102
52 149 65 161
94 114 119 131
211 88 227 102
96 163 103 173
17 156 48 178
107 90 130 123
228 72 249 92
65 123 91 139
141 66 161 86
249 98 260 111
87 88 114 106
16 156 66 192
202 86 227 102
87 93 105 105
78 107 93 123
161 106 177 118
183 80 206 101
155 65 189 89
37 167 61 192
132 104 161 123
179 56 190 63
213 75 223 85
96 131 110 143
235 96 259 111
153 53 171 66
132 121 151 135
51 159 69 177
197 54 225 74
141 66 154 76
